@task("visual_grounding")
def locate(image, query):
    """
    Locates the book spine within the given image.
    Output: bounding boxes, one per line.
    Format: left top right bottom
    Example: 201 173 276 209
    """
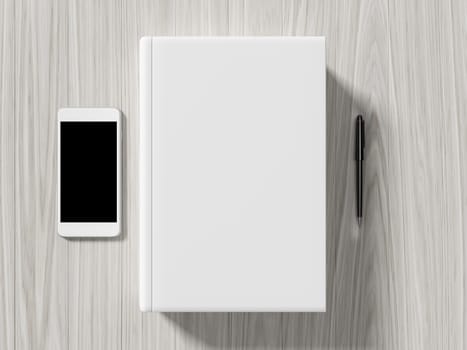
139 36 152 312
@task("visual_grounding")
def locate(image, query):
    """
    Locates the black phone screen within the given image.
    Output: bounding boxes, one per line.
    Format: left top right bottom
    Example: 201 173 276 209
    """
60 121 117 222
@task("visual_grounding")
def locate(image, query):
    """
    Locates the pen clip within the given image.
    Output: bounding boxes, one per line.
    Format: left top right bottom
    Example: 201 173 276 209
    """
355 115 365 161
362 119 365 151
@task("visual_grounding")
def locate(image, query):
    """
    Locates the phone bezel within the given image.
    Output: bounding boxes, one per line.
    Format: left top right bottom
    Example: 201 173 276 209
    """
57 108 121 237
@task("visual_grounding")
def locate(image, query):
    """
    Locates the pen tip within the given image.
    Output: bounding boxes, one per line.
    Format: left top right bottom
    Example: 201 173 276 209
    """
357 217 362 227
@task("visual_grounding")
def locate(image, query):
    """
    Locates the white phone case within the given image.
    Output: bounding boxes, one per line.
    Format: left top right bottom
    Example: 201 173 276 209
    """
57 108 121 238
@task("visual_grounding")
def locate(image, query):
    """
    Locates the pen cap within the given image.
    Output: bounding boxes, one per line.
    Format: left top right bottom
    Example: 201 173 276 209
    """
355 115 365 161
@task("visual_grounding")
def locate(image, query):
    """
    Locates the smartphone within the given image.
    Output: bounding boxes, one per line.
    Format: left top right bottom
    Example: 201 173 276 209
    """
58 108 121 237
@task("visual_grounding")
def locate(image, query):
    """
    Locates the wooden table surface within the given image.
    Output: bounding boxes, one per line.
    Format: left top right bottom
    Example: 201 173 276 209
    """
0 0 466 349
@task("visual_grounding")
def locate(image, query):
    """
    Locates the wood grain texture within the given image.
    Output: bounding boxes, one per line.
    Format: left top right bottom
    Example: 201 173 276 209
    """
0 0 466 349
450 0 467 345
14 0 68 349
389 1 464 348
0 0 15 349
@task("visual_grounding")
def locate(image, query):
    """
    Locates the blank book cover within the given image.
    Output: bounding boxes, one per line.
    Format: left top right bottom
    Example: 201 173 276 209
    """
140 37 326 312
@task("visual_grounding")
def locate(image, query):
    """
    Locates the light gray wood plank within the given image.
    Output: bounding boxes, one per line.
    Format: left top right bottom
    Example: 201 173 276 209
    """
0 0 15 349
450 0 467 346
119 0 143 348
66 0 122 349
164 313 231 349
244 0 282 36
389 0 464 349
327 0 392 348
282 0 309 36
14 0 69 349
228 0 245 35
175 0 229 36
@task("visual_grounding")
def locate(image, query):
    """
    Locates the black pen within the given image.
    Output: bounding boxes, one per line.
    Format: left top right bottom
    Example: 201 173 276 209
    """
355 115 365 226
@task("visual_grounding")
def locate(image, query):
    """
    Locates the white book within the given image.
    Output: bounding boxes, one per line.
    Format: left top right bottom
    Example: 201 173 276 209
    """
140 37 326 312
